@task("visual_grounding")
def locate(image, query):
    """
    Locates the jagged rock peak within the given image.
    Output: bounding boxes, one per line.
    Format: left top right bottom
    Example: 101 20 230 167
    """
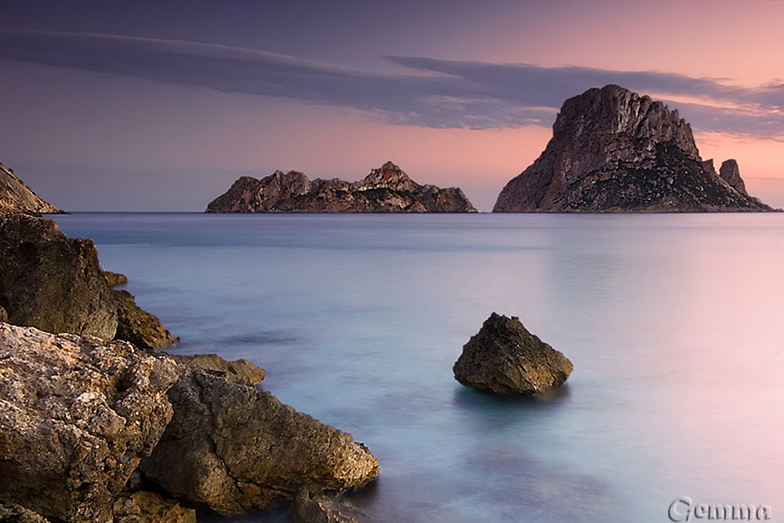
493 85 774 213
206 162 477 213
0 160 63 215
719 159 747 195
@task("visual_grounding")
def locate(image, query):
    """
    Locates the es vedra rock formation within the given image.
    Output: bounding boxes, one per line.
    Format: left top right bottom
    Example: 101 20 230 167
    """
206 161 477 213
453 313 573 395
0 160 63 215
493 85 775 213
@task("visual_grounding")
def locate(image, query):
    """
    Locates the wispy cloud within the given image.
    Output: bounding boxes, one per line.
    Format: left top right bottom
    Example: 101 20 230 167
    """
1 29 783 137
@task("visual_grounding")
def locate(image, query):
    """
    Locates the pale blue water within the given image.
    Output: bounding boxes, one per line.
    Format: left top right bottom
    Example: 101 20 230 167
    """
52 213 784 522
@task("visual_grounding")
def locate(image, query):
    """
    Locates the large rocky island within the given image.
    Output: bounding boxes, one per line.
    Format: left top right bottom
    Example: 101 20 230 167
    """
493 85 774 213
0 163 380 522
206 161 477 213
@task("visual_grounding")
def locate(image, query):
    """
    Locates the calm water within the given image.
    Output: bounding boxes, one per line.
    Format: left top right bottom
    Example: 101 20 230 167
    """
53 213 784 523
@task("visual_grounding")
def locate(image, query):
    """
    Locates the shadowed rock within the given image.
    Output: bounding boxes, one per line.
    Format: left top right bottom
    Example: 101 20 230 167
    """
141 366 380 516
0 323 179 523
453 313 573 395
0 213 177 349
494 85 773 212
206 161 477 213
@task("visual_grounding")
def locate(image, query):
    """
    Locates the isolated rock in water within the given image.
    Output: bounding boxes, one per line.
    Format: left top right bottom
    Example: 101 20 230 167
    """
493 85 773 212
141 367 380 515
206 161 477 213
172 353 266 386
0 323 179 523
719 159 747 195
0 160 63 215
0 213 176 349
453 313 573 395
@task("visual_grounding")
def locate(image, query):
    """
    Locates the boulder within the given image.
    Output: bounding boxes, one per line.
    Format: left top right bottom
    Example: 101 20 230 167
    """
0 323 179 523
206 161 477 213
141 366 380 515
0 213 176 349
103 271 128 287
453 313 573 395
493 85 773 212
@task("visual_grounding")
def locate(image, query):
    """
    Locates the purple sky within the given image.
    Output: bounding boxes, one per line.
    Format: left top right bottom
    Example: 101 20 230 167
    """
2 0 784 211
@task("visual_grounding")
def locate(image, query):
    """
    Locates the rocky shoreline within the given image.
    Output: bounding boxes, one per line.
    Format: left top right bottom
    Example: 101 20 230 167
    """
0 172 380 522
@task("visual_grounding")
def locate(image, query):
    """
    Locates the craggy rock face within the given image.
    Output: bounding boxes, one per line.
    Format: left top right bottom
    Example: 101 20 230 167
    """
453 313 573 395
206 161 477 213
0 213 177 349
0 213 120 339
0 161 63 215
493 85 774 212
141 367 380 515
0 323 179 523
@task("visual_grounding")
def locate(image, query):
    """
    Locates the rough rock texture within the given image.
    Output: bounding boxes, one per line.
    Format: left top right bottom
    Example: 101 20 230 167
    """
0 323 179 523
0 213 176 349
0 161 62 215
172 353 266 386
493 85 773 212
141 367 380 516
453 313 574 395
112 491 196 523
0 213 119 339
103 271 128 287
719 159 747 195
206 161 477 213
0 502 52 522
290 490 357 523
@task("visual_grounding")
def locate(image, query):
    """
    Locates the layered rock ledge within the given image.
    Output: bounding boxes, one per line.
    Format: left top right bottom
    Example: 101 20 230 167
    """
493 85 774 213
206 161 477 213
453 313 573 395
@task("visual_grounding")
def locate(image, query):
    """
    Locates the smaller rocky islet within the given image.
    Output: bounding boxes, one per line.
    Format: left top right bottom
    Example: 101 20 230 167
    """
206 161 477 213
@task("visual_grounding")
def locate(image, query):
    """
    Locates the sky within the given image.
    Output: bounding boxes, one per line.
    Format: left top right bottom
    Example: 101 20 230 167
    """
1 0 784 211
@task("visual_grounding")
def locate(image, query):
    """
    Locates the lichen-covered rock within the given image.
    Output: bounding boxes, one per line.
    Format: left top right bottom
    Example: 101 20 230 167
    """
0 213 176 349
112 491 196 523
141 367 380 515
493 85 773 212
172 353 266 386
0 323 179 523
453 313 573 395
0 161 62 215
206 161 476 213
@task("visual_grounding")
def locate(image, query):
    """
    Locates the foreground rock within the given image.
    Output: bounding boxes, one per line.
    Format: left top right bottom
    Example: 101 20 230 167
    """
0 323 179 523
453 313 573 395
141 366 380 515
206 161 477 213
0 213 176 349
0 160 62 215
493 85 774 212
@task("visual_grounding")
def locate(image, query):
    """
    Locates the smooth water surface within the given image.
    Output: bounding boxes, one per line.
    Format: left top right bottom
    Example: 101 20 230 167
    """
53 213 784 522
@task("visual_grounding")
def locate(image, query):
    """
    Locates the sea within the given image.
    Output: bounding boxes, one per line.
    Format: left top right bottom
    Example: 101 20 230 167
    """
52 212 784 523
